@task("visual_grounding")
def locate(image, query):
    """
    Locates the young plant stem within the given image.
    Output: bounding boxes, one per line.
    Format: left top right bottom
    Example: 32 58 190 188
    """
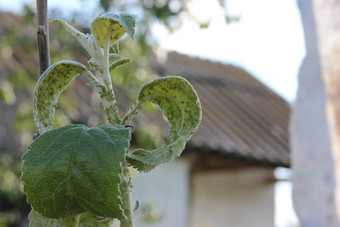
121 102 140 125
98 31 134 226
119 164 134 227
99 32 120 125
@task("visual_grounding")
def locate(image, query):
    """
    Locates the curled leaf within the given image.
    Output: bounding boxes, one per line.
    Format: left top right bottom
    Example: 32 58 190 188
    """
91 12 137 48
33 61 88 134
22 125 131 219
126 76 202 172
109 58 132 72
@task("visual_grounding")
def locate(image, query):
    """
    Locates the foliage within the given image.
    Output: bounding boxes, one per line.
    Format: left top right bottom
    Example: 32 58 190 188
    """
22 125 130 219
1 1 231 225
21 12 201 226
0 5 189 225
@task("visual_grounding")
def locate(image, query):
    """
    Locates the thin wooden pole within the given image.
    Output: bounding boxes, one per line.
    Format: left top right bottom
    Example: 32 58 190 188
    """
36 0 50 75
34 0 50 139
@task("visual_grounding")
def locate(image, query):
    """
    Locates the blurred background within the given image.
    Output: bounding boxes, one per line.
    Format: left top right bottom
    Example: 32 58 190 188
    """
0 0 305 226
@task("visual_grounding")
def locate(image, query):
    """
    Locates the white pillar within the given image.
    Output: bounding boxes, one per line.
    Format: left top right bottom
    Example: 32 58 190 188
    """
291 0 340 226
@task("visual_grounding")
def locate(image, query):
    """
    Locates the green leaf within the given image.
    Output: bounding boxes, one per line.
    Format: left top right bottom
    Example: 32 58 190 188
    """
28 210 76 227
89 54 124 71
111 43 119 53
88 58 101 71
33 61 87 135
22 125 131 219
53 19 99 59
28 210 113 227
109 58 132 72
109 53 121 62
126 76 202 172
91 12 137 48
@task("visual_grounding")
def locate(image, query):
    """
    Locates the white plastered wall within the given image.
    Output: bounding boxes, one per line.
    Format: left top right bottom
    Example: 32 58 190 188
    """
190 167 275 227
131 158 191 227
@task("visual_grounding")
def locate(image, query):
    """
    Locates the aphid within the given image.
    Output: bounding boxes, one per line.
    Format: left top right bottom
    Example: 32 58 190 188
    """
124 125 134 130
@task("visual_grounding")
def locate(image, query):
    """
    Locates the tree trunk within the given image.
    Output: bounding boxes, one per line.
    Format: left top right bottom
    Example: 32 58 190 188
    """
292 0 340 226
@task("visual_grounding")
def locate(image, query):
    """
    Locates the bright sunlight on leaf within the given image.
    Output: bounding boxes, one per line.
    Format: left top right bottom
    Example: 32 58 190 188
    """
91 13 137 48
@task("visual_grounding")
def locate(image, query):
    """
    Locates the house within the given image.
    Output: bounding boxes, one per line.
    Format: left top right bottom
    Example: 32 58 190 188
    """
131 51 290 227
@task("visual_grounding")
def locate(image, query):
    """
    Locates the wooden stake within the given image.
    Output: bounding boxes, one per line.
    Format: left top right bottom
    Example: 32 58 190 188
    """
36 0 50 75
34 0 50 138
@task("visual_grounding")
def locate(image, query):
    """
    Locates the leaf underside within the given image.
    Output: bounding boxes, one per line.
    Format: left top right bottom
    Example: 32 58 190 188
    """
33 61 87 135
28 210 113 227
127 76 202 172
52 19 96 58
109 58 132 72
22 125 131 219
91 12 137 48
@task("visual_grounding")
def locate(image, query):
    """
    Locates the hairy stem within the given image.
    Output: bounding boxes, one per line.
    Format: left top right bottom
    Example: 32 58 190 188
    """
84 70 99 84
97 32 134 226
119 164 134 227
121 102 140 125
99 31 120 125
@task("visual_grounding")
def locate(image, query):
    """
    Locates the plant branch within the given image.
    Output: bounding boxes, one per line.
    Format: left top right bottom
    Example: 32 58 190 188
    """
34 0 50 139
121 102 140 125
36 0 50 75
84 70 100 84
99 29 120 125
119 164 134 227
98 30 135 226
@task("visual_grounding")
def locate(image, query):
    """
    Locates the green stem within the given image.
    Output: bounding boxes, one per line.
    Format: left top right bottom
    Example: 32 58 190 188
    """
84 70 99 84
121 102 140 125
97 32 134 226
119 164 134 227
99 31 120 125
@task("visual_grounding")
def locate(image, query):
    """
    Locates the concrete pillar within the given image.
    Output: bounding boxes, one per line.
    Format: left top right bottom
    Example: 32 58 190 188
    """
291 0 340 226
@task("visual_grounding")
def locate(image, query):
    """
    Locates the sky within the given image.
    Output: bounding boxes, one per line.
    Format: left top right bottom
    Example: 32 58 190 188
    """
156 0 306 102
0 0 302 225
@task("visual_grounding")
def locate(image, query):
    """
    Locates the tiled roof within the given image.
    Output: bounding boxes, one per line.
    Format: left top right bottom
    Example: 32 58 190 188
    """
152 52 290 167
